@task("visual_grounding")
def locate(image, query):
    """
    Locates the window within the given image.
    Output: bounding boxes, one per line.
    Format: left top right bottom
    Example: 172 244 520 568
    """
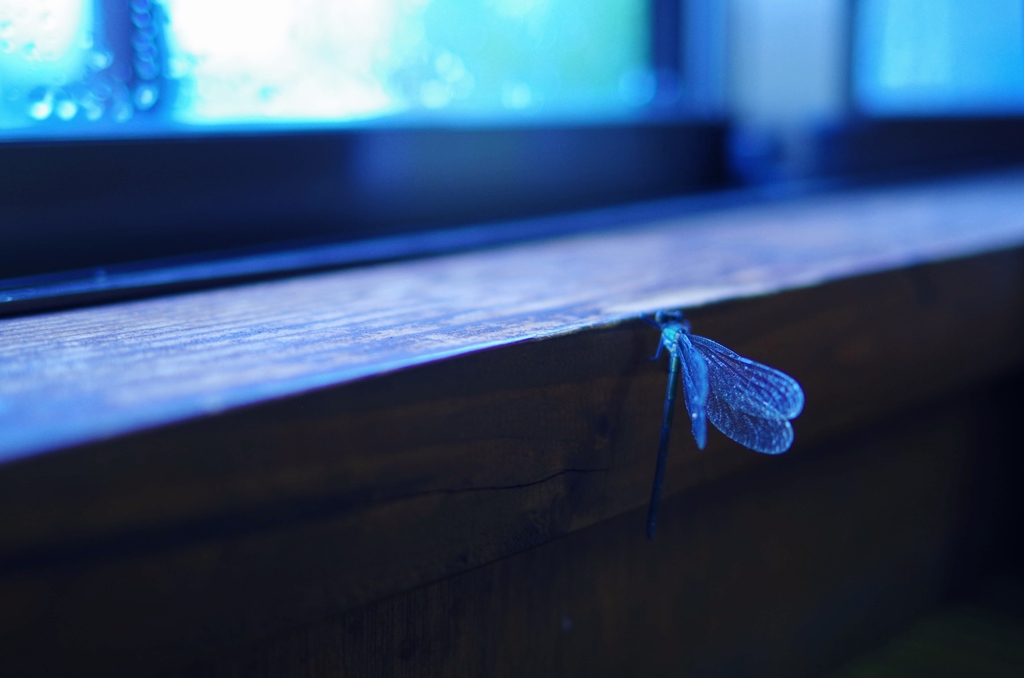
5 0 1024 315
0 1 727 314
1 0 666 134
854 0 1024 115
728 0 1024 182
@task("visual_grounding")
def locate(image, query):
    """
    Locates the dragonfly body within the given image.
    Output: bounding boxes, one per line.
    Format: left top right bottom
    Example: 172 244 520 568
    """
645 311 804 539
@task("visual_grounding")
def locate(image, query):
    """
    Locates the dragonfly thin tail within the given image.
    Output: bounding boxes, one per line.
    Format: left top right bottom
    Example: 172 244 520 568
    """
647 351 680 540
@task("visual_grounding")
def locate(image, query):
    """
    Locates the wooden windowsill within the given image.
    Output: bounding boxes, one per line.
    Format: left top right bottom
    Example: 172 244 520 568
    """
4 169 1024 675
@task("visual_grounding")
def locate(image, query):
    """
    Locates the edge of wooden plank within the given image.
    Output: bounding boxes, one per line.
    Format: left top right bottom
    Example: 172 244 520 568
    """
4 169 1024 463
1 246 1024 676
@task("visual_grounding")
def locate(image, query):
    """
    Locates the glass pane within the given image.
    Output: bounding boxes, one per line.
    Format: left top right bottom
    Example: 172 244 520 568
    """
0 0 654 139
855 0 1024 114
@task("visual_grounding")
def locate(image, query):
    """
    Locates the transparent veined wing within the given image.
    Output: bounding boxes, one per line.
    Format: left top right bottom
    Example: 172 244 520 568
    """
676 332 709 449
689 335 804 420
704 387 794 454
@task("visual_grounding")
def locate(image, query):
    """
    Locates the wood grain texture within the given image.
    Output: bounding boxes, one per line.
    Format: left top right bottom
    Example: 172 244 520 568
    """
0 247 1023 677
174 397 987 678
3 172 1024 675
3 170 1024 462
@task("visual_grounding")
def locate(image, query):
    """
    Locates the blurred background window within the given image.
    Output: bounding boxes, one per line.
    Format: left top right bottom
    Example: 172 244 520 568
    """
6 0 1024 312
0 0 703 138
854 0 1024 115
0 0 729 311
730 0 1024 182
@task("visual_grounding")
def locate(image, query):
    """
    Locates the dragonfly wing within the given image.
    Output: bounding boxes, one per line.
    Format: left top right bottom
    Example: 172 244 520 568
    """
689 335 804 420
677 333 709 449
705 387 794 454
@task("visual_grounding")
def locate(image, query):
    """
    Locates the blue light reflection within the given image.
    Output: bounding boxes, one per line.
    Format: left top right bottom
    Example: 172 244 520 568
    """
0 0 651 139
856 0 1024 114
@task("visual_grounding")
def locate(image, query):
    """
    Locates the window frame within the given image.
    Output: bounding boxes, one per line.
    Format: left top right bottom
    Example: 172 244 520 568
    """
0 0 730 315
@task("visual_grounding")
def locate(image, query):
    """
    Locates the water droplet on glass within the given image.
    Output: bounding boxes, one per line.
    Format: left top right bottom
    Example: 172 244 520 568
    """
22 42 39 60
134 57 158 80
0 21 13 39
79 32 94 50
134 82 158 110
111 99 133 122
132 24 156 46
0 39 13 54
134 38 157 60
130 0 151 12
131 11 152 29
88 49 113 71
54 91 77 120
110 83 133 122
26 87 53 120
89 73 114 100
80 93 104 121
39 11 54 28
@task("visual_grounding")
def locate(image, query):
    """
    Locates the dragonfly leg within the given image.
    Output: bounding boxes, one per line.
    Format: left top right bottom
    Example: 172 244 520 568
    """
647 351 680 540
649 340 663 361
639 313 661 328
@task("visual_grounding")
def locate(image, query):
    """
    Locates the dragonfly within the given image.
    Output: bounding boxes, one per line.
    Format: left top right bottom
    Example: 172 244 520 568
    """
644 310 804 539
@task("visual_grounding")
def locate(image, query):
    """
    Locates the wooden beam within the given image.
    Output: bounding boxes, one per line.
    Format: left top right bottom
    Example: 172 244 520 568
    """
1 246 1023 676
175 396 989 678
3 171 1024 674
3 170 1024 464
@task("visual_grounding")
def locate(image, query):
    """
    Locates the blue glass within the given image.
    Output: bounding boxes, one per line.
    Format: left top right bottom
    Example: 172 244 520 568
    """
855 0 1024 114
0 0 652 140
645 311 804 538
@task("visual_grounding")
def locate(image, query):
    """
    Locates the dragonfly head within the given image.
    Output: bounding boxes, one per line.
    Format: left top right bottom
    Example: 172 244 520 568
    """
654 309 686 327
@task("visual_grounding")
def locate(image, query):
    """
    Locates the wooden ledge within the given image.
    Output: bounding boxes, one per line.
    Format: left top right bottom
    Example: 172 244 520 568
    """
3 170 1024 675
5 170 1024 464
